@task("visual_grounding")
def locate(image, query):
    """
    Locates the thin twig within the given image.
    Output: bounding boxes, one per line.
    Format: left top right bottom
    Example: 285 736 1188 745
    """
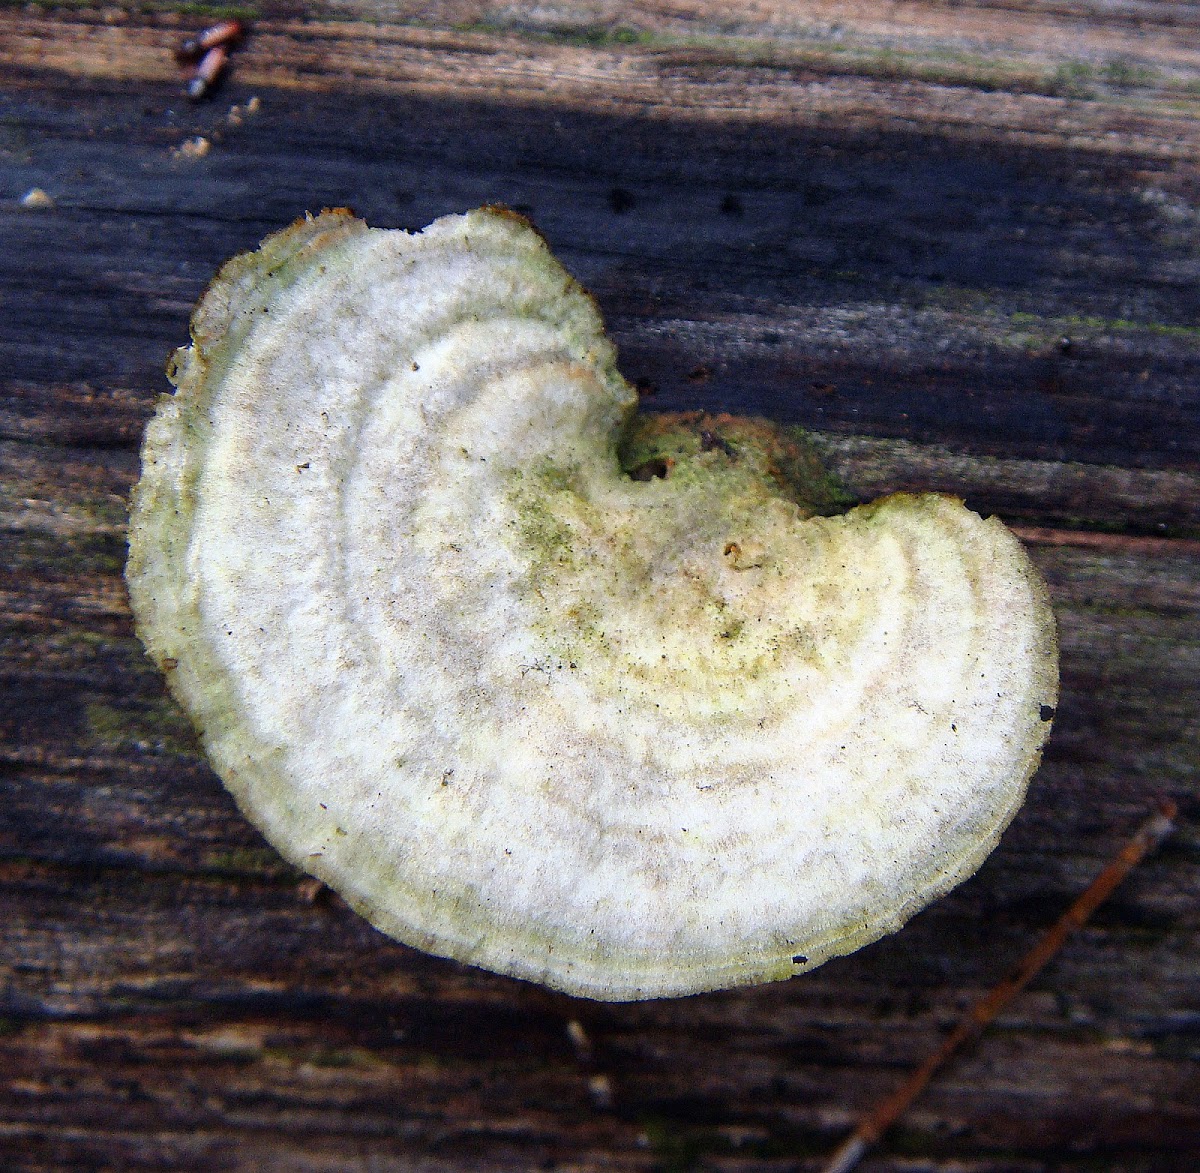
1009 525 1200 557
821 799 1178 1173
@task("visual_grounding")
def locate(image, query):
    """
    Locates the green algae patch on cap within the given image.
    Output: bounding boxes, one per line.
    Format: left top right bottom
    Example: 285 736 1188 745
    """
127 208 1059 1001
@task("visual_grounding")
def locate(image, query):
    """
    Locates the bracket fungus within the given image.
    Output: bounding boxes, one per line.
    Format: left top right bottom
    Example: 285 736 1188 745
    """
127 208 1058 1001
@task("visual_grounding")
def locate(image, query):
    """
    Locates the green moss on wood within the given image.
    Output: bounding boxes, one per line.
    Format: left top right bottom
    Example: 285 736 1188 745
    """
203 846 302 879
618 411 856 516
4 0 257 16
1010 311 1200 344
84 696 199 757
263 1044 390 1069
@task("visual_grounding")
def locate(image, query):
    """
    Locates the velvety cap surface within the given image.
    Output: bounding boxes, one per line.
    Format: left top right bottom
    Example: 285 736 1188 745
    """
127 209 1058 1000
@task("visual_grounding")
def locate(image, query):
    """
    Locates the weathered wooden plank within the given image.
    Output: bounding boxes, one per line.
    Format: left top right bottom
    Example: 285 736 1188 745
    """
2 3 1199 1170
5 71 1200 474
0 1002 1194 1169
7 2 1200 129
5 477 1195 1164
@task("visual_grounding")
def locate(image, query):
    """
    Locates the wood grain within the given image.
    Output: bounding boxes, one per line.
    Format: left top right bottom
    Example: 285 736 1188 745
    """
2 3 1198 1170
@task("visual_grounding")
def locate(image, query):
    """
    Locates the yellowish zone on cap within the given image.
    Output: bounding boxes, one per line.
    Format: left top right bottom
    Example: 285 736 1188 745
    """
126 208 1059 1001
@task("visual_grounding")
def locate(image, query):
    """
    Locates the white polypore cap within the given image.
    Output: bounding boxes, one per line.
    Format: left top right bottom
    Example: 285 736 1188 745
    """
127 208 1058 1000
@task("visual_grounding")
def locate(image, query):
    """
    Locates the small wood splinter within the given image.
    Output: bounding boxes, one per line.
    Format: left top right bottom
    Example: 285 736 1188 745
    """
187 46 230 101
176 19 244 63
822 799 1179 1173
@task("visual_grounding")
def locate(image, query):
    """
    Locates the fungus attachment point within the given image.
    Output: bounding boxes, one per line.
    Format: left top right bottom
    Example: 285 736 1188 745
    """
127 209 1058 1001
